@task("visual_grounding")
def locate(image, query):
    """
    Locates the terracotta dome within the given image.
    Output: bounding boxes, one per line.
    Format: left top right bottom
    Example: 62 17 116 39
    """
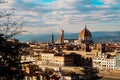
78 25 92 41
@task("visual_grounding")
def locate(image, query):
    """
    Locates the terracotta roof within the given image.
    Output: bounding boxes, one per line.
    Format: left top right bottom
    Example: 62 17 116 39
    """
79 26 92 38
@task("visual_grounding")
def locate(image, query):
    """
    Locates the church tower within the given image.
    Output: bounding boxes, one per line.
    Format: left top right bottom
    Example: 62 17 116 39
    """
51 33 54 44
56 30 64 44
96 43 106 56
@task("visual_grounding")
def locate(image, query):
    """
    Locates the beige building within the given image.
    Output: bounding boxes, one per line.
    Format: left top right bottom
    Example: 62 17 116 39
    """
53 54 74 66
41 52 55 65
21 55 36 63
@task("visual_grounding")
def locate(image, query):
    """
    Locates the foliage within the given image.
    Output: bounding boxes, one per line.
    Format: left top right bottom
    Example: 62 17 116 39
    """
81 66 102 80
0 35 24 79
0 1 25 79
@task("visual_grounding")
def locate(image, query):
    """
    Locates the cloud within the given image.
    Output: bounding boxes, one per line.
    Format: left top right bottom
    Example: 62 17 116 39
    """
22 26 60 34
0 0 15 9
102 0 120 5
0 0 120 34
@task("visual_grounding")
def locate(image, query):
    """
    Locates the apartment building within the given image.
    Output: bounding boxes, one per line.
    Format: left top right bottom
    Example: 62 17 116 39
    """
93 54 116 70
53 54 74 66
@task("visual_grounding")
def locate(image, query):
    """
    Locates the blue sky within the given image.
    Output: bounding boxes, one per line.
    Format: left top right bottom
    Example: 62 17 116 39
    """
0 0 120 34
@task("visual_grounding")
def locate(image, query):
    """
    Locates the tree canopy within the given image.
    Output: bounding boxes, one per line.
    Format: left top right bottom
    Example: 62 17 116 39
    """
0 1 25 79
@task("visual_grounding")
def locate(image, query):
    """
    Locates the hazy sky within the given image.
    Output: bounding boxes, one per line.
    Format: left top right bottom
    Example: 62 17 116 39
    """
0 0 120 34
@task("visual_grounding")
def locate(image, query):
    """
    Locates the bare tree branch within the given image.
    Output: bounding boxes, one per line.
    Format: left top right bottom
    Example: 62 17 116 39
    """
0 0 8 4
0 9 25 39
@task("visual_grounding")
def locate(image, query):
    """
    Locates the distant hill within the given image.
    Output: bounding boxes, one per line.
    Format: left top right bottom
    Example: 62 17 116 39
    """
92 31 120 42
92 31 120 37
15 31 120 42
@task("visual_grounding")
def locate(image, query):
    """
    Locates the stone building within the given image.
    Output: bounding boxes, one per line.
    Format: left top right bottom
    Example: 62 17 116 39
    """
56 30 64 44
40 52 54 65
116 53 120 70
53 53 74 66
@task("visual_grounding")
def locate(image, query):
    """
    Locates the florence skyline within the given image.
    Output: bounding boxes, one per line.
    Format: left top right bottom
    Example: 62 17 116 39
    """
0 0 120 34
